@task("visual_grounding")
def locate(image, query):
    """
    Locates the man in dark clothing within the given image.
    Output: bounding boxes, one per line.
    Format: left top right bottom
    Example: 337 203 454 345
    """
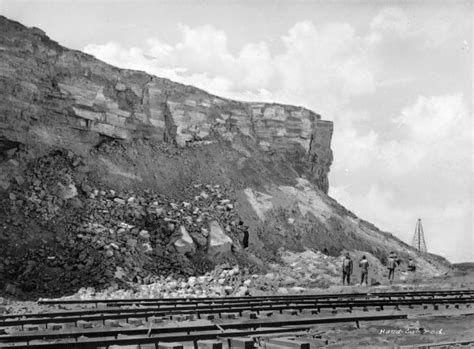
388 252 397 283
359 255 369 285
342 252 353 285
237 221 249 249
408 258 416 272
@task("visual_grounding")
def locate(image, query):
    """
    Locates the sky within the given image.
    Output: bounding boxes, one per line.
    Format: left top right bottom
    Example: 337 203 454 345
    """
1 0 472 262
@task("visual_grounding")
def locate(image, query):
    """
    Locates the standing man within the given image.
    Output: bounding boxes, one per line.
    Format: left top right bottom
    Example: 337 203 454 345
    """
388 252 396 283
408 258 416 272
342 252 353 285
359 255 369 286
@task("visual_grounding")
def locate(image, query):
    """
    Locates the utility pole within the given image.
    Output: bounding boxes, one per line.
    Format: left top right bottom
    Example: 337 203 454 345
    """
412 218 427 253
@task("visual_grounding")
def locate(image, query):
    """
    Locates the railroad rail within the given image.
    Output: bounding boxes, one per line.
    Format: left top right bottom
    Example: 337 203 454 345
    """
400 338 474 348
0 290 472 348
37 289 474 306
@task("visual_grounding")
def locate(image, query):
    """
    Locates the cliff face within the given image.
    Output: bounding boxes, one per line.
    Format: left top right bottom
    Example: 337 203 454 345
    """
0 16 450 298
0 16 332 193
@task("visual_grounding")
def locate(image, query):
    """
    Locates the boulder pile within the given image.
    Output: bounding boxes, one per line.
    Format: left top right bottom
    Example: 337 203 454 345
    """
54 251 346 301
0 150 249 297
61 265 253 300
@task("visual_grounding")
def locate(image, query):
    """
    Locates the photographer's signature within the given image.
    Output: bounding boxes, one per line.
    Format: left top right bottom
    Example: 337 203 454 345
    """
379 328 445 335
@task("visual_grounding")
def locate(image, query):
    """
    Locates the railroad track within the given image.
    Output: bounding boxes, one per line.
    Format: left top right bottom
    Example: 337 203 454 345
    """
0 289 472 348
1 296 472 328
0 313 408 348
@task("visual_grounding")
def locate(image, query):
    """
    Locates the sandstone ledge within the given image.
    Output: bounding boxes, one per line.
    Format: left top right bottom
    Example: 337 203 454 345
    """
0 15 333 192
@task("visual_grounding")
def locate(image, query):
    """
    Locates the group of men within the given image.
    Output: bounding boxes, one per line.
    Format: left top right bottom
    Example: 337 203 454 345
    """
341 251 416 286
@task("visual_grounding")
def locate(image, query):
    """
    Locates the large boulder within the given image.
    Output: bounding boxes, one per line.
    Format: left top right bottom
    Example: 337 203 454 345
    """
207 220 233 256
174 225 196 254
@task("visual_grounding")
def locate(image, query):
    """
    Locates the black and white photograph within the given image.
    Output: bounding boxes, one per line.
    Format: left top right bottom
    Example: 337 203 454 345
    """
0 0 472 348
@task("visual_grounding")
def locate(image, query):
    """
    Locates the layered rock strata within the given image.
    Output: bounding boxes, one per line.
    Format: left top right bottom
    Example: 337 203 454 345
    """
0 16 333 192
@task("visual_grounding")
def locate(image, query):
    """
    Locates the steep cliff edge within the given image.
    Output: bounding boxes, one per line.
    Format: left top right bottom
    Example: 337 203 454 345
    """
0 16 332 193
0 17 449 298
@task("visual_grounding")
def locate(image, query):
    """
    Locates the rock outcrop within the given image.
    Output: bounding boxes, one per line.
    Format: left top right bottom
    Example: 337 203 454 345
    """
0 16 332 193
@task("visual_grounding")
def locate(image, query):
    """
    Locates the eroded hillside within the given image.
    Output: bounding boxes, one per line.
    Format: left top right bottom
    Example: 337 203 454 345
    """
0 16 450 298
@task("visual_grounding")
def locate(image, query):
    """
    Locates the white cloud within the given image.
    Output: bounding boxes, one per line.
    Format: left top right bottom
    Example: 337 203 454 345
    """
333 94 471 181
387 94 471 179
395 94 470 143
84 19 378 116
332 126 379 172
368 6 456 47
369 7 411 43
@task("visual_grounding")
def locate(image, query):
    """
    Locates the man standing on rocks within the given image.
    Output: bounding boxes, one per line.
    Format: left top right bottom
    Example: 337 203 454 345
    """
359 255 369 286
387 252 397 283
408 258 416 272
342 252 353 285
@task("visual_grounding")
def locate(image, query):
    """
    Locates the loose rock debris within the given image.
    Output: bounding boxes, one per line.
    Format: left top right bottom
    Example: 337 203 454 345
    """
0 150 250 298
